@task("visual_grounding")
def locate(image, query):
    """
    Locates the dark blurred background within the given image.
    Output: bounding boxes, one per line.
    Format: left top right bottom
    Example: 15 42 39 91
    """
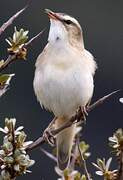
0 0 123 179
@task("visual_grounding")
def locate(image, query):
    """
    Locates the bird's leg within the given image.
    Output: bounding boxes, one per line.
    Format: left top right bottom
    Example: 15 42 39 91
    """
81 106 88 123
43 117 57 146
83 106 88 116
86 99 91 111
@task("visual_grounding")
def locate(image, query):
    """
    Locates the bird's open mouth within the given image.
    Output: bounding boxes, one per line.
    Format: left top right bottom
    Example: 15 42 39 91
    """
45 9 61 21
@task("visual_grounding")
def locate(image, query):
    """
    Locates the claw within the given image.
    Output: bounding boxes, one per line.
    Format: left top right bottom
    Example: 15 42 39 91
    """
83 106 88 116
42 117 57 146
76 106 88 124
81 106 88 123
43 129 55 146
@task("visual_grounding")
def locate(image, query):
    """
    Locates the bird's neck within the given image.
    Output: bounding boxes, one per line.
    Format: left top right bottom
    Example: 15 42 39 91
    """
48 23 84 50
48 34 84 51
68 36 84 50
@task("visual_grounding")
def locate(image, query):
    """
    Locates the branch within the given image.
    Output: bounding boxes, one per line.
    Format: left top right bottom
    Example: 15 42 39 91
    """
0 5 28 36
26 90 120 151
0 29 44 73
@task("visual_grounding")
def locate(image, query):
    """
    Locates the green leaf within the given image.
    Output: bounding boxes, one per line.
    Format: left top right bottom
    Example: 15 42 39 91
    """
16 131 27 147
79 141 89 154
0 74 15 85
81 175 87 180
0 60 4 68
74 172 81 180
6 27 29 52
97 158 105 171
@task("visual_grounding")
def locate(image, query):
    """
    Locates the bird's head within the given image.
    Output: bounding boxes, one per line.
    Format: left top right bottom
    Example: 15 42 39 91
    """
45 9 84 48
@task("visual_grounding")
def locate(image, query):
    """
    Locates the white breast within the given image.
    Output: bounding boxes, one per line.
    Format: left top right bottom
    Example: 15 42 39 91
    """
33 44 95 118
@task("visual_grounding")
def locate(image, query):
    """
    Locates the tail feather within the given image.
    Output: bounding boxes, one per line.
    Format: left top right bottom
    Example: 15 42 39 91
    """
56 117 76 170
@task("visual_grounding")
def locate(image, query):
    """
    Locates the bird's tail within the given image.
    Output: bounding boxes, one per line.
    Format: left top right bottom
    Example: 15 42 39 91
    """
55 117 76 170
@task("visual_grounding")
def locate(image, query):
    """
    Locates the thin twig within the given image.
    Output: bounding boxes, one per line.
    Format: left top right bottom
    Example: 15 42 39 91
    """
40 148 57 162
26 90 120 151
0 85 9 97
87 90 121 112
78 144 92 180
0 54 16 73
0 5 28 36
24 29 44 48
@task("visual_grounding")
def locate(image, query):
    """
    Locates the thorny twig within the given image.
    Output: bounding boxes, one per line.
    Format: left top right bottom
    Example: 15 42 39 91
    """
0 1 44 73
26 90 120 151
0 5 28 36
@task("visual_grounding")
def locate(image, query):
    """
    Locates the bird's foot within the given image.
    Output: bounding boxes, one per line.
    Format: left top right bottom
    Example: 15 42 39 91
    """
81 106 88 123
76 106 88 124
43 128 55 146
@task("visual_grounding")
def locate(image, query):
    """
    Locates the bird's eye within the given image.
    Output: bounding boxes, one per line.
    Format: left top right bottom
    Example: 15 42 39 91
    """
64 20 72 25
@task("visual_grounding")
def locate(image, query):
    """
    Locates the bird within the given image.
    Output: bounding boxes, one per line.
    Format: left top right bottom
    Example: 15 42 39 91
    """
33 9 97 170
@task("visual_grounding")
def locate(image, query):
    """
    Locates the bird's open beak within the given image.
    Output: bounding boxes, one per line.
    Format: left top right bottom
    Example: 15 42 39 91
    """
45 9 61 21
